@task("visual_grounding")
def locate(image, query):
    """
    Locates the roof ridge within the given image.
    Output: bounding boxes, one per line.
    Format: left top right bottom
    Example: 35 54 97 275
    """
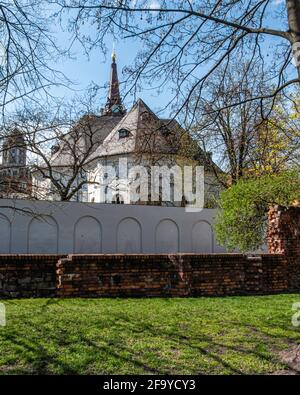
135 98 160 120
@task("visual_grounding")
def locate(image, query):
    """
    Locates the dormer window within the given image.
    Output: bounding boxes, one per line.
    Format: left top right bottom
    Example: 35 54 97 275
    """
51 144 60 156
118 128 130 139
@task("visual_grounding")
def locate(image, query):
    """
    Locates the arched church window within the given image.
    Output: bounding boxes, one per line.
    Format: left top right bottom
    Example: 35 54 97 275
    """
19 149 26 164
11 149 16 162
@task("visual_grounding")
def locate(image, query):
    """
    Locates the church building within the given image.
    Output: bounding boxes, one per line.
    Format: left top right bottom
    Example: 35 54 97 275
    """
32 50 222 206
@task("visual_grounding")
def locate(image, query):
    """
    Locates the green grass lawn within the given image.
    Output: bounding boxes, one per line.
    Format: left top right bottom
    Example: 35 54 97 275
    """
0 295 299 375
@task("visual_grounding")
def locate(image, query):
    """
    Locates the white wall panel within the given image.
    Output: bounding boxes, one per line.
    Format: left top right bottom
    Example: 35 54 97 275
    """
0 199 226 254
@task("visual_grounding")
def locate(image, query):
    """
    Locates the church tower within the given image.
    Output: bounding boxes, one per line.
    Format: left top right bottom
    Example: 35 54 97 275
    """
102 49 126 116
0 129 31 198
2 130 27 167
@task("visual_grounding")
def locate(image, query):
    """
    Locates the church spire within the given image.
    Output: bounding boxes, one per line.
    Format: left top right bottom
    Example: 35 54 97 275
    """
102 48 126 116
112 45 116 63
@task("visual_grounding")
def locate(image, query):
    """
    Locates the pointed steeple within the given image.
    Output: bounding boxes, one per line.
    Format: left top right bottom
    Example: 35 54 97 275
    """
102 48 126 116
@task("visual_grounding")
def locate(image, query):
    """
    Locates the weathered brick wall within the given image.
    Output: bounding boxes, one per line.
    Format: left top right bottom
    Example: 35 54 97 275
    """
56 253 294 298
1 206 300 298
0 255 64 298
56 206 299 300
268 205 300 292
268 205 300 256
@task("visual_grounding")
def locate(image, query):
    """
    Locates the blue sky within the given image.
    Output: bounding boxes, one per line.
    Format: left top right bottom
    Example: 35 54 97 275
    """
50 30 173 117
47 0 289 119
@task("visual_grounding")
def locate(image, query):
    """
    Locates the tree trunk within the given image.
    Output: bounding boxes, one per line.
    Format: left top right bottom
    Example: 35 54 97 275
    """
286 0 300 79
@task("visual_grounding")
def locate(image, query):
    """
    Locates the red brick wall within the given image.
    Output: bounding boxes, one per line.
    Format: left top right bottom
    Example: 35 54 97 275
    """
268 205 300 291
0 253 295 299
56 253 295 298
268 205 300 256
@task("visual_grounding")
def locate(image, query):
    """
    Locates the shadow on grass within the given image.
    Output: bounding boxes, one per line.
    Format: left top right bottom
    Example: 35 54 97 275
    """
0 298 299 374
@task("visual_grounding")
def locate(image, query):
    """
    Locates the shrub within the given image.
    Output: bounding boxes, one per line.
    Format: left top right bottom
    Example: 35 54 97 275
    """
215 171 300 252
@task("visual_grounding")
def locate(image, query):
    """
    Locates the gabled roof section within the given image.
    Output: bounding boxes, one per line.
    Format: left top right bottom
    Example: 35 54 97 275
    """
90 100 141 158
47 98 221 174
50 114 123 167
90 98 177 159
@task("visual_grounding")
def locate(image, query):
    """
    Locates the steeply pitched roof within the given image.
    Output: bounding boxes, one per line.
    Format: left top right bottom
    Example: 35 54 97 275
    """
48 98 220 173
50 114 123 167
89 98 179 160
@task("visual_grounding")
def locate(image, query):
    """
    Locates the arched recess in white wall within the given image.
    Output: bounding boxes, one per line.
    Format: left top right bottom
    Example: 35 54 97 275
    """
117 217 142 253
0 214 11 253
192 220 214 253
155 219 179 253
74 216 102 253
28 216 58 253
